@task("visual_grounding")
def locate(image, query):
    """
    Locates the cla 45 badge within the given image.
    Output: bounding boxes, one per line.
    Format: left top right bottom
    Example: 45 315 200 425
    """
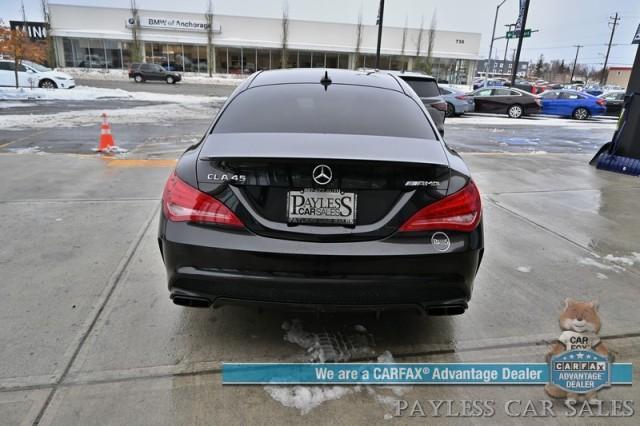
206 173 247 183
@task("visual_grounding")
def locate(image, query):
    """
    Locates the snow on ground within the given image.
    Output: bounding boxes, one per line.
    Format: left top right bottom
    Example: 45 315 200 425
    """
266 320 410 416
447 114 617 130
59 67 246 86
516 266 532 273
576 252 640 273
0 86 222 104
0 102 221 130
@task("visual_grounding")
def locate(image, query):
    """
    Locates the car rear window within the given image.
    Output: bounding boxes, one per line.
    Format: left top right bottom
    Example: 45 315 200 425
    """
400 77 441 98
212 84 437 139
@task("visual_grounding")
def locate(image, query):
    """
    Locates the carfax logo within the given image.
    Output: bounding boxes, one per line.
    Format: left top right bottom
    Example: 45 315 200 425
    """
550 349 610 394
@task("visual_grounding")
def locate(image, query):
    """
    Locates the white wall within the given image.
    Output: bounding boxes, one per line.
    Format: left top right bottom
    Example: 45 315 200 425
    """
50 4 480 59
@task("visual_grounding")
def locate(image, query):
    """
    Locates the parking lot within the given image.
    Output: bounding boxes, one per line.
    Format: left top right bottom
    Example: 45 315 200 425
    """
1 81 639 424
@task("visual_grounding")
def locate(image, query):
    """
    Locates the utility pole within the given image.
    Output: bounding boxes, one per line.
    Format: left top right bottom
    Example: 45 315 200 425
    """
503 23 515 76
375 0 385 69
601 12 620 85
570 45 582 82
510 0 530 86
486 0 507 79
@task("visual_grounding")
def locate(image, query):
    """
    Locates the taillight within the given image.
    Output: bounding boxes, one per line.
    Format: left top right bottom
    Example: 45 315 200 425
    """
455 95 467 100
162 172 244 228
399 181 482 232
432 102 448 112
596 98 606 106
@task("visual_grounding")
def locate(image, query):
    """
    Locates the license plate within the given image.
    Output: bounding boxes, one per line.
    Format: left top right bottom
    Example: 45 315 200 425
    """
287 189 357 225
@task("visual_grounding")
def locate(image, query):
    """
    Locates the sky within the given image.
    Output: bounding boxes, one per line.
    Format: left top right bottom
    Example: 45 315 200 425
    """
1 0 639 68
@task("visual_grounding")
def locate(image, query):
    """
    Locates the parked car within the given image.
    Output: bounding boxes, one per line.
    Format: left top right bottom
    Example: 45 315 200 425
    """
390 71 447 135
78 55 109 68
467 87 541 118
584 84 604 97
473 78 509 90
158 68 483 314
599 90 626 117
128 63 182 84
439 84 475 117
0 59 75 89
540 89 606 120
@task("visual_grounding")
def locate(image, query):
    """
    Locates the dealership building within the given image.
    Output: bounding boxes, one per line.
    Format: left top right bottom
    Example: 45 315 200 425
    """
48 3 481 84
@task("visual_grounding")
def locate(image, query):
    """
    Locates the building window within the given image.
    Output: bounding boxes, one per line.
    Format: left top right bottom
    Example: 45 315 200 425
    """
182 44 198 72
214 46 227 73
299 51 311 68
256 49 270 71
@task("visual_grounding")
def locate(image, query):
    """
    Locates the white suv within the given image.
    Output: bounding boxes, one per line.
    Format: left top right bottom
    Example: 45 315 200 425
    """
0 59 75 89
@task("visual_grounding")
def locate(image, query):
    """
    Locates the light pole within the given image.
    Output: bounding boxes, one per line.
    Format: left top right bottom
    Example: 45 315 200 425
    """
486 0 508 78
510 0 530 86
375 0 385 69
570 45 582 82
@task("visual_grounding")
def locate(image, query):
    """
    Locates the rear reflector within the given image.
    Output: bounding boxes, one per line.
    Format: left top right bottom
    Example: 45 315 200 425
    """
399 180 482 232
162 172 244 228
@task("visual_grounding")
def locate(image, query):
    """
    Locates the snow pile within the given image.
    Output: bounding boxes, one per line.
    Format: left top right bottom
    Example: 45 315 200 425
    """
577 252 640 273
0 102 223 131
516 266 532 273
282 319 375 363
58 67 246 86
8 146 43 154
447 114 617 130
264 385 360 415
0 86 221 104
266 320 410 416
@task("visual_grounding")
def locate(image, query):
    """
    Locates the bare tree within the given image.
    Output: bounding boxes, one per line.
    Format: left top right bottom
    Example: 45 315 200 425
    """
205 0 214 76
129 0 142 62
425 11 437 74
399 15 408 70
280 1 289 68
40 0 56 67
415 16 424 58
353 7 363 69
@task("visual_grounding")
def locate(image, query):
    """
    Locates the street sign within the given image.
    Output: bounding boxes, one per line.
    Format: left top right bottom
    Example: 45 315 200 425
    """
633 23 640 44
507 29 532 39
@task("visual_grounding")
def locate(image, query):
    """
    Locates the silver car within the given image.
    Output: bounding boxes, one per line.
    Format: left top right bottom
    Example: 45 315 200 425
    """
439 84 475 117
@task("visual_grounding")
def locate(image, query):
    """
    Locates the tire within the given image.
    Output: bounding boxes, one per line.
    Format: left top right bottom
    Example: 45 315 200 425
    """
38 79 57 89
134 74 144 83
572 107 590 120
445 102 455 118
507 104 524 118
166 76 174 84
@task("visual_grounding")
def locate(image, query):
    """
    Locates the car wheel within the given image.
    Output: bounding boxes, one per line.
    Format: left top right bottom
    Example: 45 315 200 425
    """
573 107 590 120
38 79 57 89
166 76 174 84
134 75 144 83
445 102 455 118
508 104 523 118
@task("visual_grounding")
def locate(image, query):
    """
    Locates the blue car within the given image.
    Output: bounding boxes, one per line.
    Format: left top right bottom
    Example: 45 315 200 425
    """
540 89 606 120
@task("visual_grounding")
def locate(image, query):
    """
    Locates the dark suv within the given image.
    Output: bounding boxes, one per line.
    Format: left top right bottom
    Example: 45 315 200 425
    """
128 63 182 84
390 72 447 135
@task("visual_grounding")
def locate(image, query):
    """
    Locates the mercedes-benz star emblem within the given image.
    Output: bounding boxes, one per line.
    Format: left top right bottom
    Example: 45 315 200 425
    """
312 164 332 185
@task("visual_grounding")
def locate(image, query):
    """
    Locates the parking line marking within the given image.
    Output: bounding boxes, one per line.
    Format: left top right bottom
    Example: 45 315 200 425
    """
105 159 177 168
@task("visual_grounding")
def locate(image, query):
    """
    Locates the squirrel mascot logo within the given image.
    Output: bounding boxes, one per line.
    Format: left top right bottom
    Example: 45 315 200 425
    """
545 298 612 402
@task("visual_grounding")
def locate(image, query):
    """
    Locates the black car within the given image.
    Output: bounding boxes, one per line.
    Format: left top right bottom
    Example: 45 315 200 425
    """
128 63 181 84
158 69 484 314
599 91 625 117
468 87 542 118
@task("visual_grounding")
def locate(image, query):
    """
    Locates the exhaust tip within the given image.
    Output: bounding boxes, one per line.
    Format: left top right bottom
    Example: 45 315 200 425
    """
171 295 212 308
426 304 467 316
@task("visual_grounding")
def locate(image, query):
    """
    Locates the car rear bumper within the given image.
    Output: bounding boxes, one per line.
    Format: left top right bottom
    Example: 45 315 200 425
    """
159 217 483 311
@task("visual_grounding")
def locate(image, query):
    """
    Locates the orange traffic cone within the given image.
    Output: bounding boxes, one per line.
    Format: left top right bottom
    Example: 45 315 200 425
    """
97 112 115 152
